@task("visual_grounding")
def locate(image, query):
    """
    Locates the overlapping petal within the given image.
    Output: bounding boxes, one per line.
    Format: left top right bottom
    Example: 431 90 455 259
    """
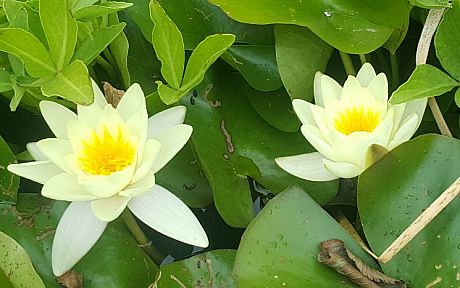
275 152 338 181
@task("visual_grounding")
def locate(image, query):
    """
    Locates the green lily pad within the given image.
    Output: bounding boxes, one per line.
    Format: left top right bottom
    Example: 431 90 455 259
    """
154 249 236 287
233 185 376 287
208 0 411 54
0 135 19 203
358 134 460 287
0 194 157 287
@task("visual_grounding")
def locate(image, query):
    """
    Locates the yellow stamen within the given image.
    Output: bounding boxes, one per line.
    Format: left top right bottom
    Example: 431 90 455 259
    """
334 106 380 135
78 126 135 175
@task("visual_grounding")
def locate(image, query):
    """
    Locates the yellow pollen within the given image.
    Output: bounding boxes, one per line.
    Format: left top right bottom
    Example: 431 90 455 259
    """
78 126 135 175
334 106 381 135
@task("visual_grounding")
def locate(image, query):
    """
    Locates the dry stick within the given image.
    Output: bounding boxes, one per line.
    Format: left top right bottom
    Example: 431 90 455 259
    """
378 8 459 264
379 176 460 263
415 8 452 137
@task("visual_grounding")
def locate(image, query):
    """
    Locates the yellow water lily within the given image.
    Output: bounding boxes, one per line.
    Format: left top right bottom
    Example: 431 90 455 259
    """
8 81 208 276
276 63 427 181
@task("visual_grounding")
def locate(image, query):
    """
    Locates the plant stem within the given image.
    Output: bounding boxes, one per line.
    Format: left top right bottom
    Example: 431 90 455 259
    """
428 97 453 137
121 209 164 265
339 51 356 76
96 55 117 80
359 54 367 65
389 53 400 90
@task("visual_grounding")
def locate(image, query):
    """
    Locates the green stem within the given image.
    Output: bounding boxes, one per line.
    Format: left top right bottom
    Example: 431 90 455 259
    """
339 51 356 76
96 55 117 79
103 48 118 71
390 53 400 90
121 209 164 265
88 65 100 84
359 54 367 65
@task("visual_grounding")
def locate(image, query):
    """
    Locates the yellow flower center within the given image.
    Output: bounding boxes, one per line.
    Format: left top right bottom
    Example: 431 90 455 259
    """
334 106 381 135
78 126 136 175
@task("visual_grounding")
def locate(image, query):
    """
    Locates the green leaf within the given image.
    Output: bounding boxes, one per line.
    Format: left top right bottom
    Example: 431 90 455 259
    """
221 45 283 92
275 24 333 101
4 1 29 29
181 64 338 227
108 13 131 88
358 134 460 287
455 88 460 108
73 23 126 65
390 64 458 104
435 0 460 80
149 0 184 89
0 28 56 78
41 60 93 105
0 194 157 287
71 0 99 11
0 135 19 203
208 0 410 54
0 69 13 92
39 0 78 71
0 231 45 288
74 2 133 22
410 0 452 8
234 186 376 287
10 82 26 111
154 250 236 287
158 34 235 105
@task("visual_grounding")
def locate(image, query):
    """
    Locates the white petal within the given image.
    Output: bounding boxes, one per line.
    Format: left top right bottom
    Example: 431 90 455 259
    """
388 114 418 150
52 202 107 276
91 79 107 107
275 152 338 181
91 195 130 222
323 159 362 178
126 110 148 161
80 164 135 198
300 124 337 160
341 76 362 103
320 74 342 107
8 161 62 185
76 80 106 129
147 106 186 138
116 83 146 121
39 101 77 139
367 73 388 103
292 99 316 126
120 172 155 197
42 173 97 201
36 139 73 173
401 98 427 130
356 63 376 86
26 142 47 161
128 185 208 247
151 124 192 173
132 139 161 183
313 72 324 106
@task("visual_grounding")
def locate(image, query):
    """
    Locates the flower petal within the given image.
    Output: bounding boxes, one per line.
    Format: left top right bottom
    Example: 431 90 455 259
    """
356 63 376 86
26 142 47 160
39 101 77 139
366 73 388 103
401 98 427 130
116 83 146 121
126 109 148 161
147 106 186 138
120 172 155 198
91 195 130 222
341 76 362 102
76 80 107 129
275 152 338 181
42 173 97 201
300 124 337 160
323 159 362 178
8 161 62 184
52 202 107 276
91 79 108 107
128 185 209 247
80 164 135 198
319 74 342 107
292 99 316 126
36 138 73 173
388 114 418 150
132 139 161 183
151 124 192 174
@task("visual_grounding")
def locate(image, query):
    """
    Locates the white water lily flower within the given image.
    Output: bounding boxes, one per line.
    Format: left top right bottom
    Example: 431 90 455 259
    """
276 63 427 181
8 81 208 276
